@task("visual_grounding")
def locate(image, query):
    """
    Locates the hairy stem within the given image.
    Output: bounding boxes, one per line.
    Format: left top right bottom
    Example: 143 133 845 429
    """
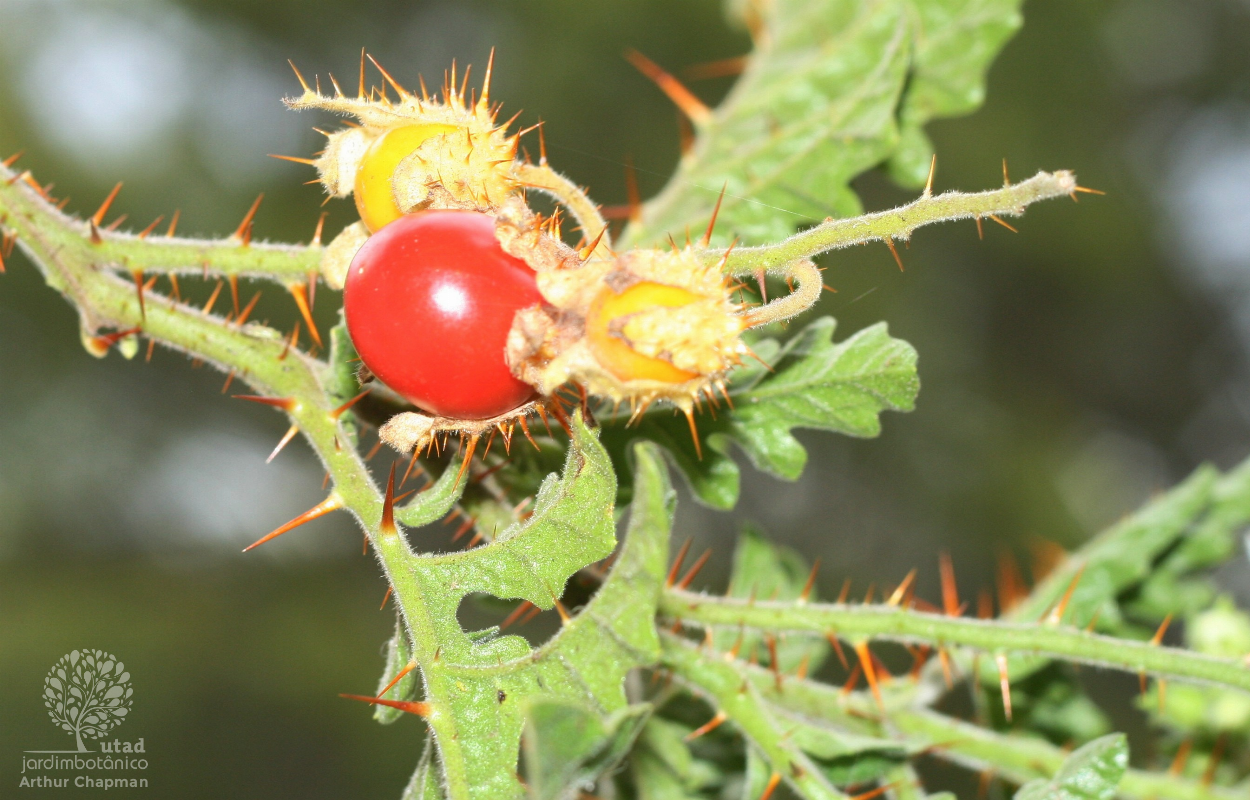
0 161 477 800
513 162 612 258
661 634 852 800
747 665 1242 800
712 170 1078 272
660 590 1250 694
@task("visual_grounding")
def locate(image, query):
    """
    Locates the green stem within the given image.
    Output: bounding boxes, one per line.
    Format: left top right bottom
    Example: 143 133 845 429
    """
660 591 1250 694
661 634 852 800
0 161 475 800
750 669 1241 800
712 170 1078 272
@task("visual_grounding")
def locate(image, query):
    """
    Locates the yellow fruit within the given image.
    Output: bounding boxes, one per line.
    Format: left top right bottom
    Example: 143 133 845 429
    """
587 282 700 384
354 124 459 231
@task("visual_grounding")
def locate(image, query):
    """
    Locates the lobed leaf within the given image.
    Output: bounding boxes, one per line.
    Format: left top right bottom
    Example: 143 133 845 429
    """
604 317 918 509
1012 734 1128 800
622 0 1024 248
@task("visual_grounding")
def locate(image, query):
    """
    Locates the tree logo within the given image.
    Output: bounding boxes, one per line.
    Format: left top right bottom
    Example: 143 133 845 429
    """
42 650 133 752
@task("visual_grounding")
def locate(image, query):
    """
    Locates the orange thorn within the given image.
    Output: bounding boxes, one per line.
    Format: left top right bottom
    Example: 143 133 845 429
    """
1046 566 1085 624
1150 612 1174 646
267 424 300 463
331 389 371 420
1202 734 1226 787
851 784 895 800
758 772 782 800
974 215 984 240
837 578 852 604
233 394 297 412
625 50 711 124
1168 739 1192 777
137 215 164 239
623 156 642 223
269 153 317 166
202 280 225 315
481 47 495 106
923 154 937 197
676 549 711 590
88 220 103 245
578 226 607 260
666 538 693 588
379 585 393 610
451 516 477 542
682 55 748 80
164 209 180 238
987 214 1017 233
367 54 410 98
379 462 398 537
765 635 782 690
1072 185 1106 196
339 693 430 717
854 642 884 711
683 710 727 741
938 648 953 688
376 658 417 698
1 150 23 168
884 237 904 271
995 653 1012 722
234 194 264 243
221 369 236 394
825 632 849 670
236 291 262 326
357 48 367 99
288 282 322 347
840 662 863 695
144 338 156 362
1002 158 1010 186
939 552 960 617
228 275 241 318
91 182 123 227
701 182 727 247
243 494 343 551
682 406 703 460
798 558 820 604
886 568 916 606
130 269 146 320
288 59 312 93
311 211 328 246
500 601 535 630
450 435 478 487
89 327 142 354
279 320 301 360
551 593 571 625
795 651 811 680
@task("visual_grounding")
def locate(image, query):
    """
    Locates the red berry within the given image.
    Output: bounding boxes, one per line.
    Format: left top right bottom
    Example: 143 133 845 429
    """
344 210 543 419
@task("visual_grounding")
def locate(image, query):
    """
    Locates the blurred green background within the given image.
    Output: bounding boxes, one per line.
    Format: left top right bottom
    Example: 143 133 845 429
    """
2 0 1249 796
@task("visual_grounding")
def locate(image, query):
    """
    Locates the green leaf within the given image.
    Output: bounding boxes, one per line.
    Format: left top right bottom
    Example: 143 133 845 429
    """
521 699 651 800
622 0 1024 248
417 439 673 799
631 718 722 799
402 415 618 662
374 621 419 725
1012 734 1128 800
604 317 918 509
713 525 830 672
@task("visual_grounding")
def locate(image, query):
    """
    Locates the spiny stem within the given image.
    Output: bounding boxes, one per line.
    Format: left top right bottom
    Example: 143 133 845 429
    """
661 634 852 800
0 159 477 800
712 170 1078 273
744 662 1243 800
660 589 1250 694
513 162 612 257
